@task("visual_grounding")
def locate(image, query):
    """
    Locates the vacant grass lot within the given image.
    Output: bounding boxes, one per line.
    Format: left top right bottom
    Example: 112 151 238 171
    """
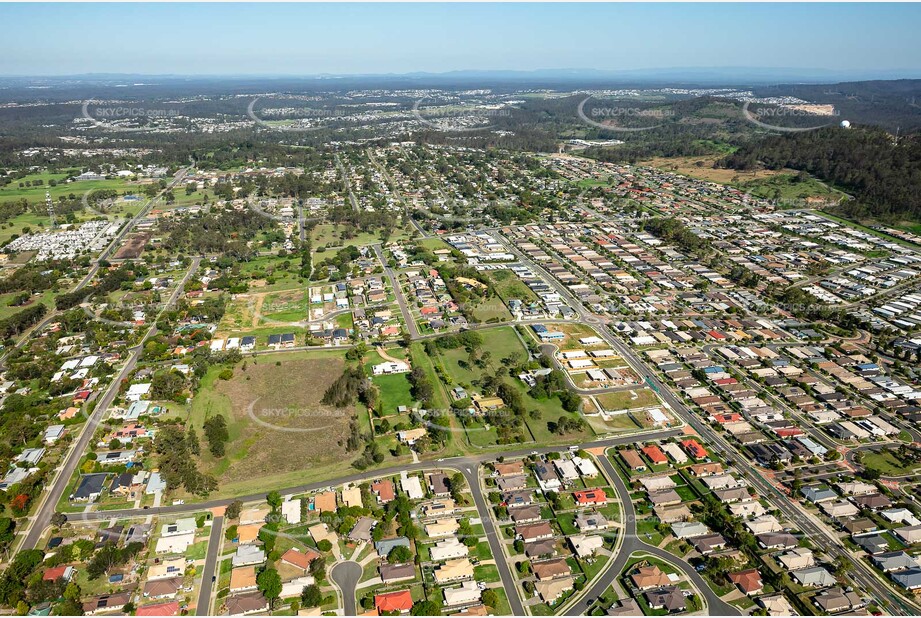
489 269 539 303
595 388 659 411
861 449 921 477
188 352 356 494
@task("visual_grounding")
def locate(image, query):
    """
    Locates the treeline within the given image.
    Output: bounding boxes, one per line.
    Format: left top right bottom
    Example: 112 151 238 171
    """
721 127 921 222
643 217 711 256
0 304 47 340
160 205 279 258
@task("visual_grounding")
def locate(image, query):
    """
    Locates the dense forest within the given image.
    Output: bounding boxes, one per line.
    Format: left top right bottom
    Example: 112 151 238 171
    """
721 127 921 222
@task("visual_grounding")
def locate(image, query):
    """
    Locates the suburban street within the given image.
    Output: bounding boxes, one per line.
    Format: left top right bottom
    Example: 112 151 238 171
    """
19 256 202 552
372 243 420 339
330 560 362 616
196 515 225 616
566 454 740 616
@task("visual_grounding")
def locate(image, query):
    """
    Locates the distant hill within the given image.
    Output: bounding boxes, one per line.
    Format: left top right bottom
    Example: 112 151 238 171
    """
721 126 921 223
753 79 921 131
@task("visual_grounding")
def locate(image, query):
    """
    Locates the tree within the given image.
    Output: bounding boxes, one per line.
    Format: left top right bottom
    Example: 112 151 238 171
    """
267 490 282 512
225 500 243 520
411 600 442 616
256 568 282 608
301 584 323 608
316 539 333 552
482 588 499 608
387 545 413 564
203 415 229 457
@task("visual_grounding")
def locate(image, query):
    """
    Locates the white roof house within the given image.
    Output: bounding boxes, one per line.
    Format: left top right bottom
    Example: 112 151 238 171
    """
126 383 152 402
400 472 424 500
281 498 301 524
155 531 194 554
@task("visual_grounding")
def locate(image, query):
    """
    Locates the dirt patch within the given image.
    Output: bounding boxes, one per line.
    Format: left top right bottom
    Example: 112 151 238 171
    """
639 155 787 185
207 357 354 485
113 232 151 259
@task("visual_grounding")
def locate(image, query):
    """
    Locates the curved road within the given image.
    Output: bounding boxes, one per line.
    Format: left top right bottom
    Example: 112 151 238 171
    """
566 453 740 616
330 560 362 616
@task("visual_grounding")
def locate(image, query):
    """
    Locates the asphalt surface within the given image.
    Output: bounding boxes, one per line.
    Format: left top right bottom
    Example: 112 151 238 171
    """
330 560 362 616
459 464 526 616
372 243 419 339
19 256 201 551
65 429 683 523
566 455 740 616
196 515 224 615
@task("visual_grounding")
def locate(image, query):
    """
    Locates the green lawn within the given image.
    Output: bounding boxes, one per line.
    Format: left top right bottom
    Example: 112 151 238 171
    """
373 373 416 413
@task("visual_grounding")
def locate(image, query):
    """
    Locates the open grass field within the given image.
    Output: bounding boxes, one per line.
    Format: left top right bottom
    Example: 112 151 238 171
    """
261 289 310 322
639 155 788 185
188 352 357 493
639 155 845 202
311 222 412 250
372 373 416 413
0 172 147 203
737 174 844 203
470 297 513 323
595 388 660 411
488 269 539 303
860 449 921 477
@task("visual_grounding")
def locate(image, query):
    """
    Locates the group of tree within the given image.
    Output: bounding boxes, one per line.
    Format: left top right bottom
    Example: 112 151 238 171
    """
203 414 230 457
153 424 217 496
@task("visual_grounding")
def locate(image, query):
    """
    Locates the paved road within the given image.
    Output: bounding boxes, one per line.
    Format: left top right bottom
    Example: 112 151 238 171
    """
196 515 224 615
603 333 921 616
65 429 682 522
372 243 419 339
330 560 362 616
334 154 360 212
19 256 201 551
458 464 526 616
498 228 921 615
566 454 740 616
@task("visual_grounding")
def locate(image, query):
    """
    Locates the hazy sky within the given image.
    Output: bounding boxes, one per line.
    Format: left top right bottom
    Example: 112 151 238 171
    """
1 3 920 76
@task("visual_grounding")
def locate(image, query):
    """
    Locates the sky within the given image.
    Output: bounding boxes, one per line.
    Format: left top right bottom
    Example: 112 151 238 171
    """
0 3 920 77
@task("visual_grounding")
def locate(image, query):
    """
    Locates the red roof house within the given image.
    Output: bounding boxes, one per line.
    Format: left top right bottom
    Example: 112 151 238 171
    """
641 445 668 465
573 489 608 506
729 569 764 595
681 439 707 459
136 602 180 616
375 590 414 614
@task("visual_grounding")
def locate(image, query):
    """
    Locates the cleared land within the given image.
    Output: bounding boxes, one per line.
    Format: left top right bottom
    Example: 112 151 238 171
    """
189 353 355 492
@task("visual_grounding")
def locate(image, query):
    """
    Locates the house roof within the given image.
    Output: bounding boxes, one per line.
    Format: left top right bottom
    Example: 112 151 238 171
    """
375 590 414 613
729 569 763 594
230 567 258 590
224 591 268 615
531 558 571 580
281 548 319 570
631 565 670 589
135 602 179 616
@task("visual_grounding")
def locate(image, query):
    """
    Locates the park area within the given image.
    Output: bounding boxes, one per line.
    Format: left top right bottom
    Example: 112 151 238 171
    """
433 326 595 447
